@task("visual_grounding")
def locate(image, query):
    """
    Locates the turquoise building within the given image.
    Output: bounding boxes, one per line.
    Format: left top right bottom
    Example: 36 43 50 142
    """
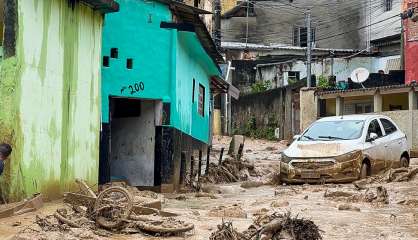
99 0 227 191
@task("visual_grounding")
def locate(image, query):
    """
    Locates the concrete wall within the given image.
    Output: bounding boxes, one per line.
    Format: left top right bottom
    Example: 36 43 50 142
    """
102 0 219 145
376 110 418 151
110 101 156 186
222 0 371 49
0 0 103 200
222 0 401 48
300 88 318 131
403 0 418 84
230 55 401 94
231 87 297 140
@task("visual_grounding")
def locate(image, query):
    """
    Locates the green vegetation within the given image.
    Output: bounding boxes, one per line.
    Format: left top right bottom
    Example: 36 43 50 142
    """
250 80 271 93
317 75 330 88
233 114 278 141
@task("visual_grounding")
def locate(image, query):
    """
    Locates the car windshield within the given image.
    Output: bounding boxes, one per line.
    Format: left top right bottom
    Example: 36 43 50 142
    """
301 120 364 141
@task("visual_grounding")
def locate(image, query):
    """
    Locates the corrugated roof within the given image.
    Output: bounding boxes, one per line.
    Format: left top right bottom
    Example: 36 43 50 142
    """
222 42 360 53
156 0 224 65
313 84 414 96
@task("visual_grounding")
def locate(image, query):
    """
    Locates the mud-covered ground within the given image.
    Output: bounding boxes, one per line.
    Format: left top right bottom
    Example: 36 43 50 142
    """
1 137 418 240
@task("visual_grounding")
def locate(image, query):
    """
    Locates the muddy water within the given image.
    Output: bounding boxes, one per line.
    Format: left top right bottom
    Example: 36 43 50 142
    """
1 137 418 239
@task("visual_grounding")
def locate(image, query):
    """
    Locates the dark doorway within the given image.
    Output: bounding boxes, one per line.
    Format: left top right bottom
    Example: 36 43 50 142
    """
108 98 157 186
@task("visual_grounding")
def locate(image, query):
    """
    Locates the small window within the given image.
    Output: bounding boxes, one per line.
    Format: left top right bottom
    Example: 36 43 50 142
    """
354 103 373 114
110 48 118 58
384 0 393 11
380 118 397 135
192 78 196 103
103 56 110 67
293 26 315 47
126 58 133 69
198 84 205 116
288 71 300 82
367 119 383 138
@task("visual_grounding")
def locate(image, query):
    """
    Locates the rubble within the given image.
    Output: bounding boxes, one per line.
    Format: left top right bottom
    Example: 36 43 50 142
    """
0 193 43 219
210 212 322 240
208 204 248 219
200 158 256 184
12 180 194 239
270 200 290 208
240 180 264 189
338 204 361 212
228 135 245 157
324 186 389 204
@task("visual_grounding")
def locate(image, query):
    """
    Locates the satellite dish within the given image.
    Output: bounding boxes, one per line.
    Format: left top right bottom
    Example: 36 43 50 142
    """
350 68 369 84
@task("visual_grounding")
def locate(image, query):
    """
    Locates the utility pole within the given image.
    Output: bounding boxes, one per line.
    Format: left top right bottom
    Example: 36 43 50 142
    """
306 9 312 87
245 0 250 47
213 0 221 50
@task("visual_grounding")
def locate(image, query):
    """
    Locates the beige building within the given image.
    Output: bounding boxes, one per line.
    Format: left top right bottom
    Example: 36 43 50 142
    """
300 85 418 156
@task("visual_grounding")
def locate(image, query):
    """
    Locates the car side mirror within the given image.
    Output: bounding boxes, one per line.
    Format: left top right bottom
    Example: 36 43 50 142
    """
293 135 301 141
367 132 378 142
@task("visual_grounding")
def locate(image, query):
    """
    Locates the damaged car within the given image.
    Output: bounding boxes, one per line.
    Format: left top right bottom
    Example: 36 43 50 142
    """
280 115 410 183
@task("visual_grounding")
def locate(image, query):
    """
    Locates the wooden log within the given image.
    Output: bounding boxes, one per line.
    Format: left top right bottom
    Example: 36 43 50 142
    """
206 146 211 175
198 150 203 179
236 143 244 161
75 179 97 198
219 147 224 165
190 156 195 181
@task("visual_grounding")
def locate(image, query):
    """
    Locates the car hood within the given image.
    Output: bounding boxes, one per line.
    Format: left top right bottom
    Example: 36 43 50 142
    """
283 140 360 158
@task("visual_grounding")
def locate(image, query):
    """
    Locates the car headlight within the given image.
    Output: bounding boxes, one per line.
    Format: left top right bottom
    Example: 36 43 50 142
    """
281 153 292 163
334 150 362 162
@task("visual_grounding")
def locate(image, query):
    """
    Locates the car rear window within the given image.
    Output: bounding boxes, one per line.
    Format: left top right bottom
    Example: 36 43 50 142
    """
380 118 397 135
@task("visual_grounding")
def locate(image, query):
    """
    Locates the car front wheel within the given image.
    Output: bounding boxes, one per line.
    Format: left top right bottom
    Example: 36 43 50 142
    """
400 156 409 168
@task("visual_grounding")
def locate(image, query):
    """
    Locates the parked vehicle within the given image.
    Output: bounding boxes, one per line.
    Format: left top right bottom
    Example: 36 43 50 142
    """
280 115 410 183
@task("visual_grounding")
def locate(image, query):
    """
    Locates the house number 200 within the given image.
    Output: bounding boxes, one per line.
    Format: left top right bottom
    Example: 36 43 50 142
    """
128 82 145 94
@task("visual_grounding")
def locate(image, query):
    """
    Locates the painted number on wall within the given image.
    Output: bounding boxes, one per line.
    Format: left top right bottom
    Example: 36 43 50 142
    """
121 82 145 95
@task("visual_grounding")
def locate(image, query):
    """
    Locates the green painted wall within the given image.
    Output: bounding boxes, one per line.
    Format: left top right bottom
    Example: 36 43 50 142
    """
101 0 172 121
0 0 103 201
173 31 219 143
102 0 220 144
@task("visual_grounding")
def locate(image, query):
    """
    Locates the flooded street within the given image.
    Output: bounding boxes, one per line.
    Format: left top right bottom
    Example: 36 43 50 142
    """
2 137 418 240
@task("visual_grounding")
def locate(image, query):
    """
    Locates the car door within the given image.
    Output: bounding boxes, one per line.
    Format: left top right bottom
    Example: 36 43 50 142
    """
379 118 404 168
363 119 386 174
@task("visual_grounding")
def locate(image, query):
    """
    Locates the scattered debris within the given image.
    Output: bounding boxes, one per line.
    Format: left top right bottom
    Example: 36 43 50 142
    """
208 204 247 219
0 193 43 219
175 194 187 201
201 158 256 184
240 180 264 189
264 146 277 151
324 186 389 204
271 200 289 208
338 204 361 212
195 192 218 199
210 212 322 240
13 180 194 239
386 167 418 182
228 135 245 157
209 221 247 240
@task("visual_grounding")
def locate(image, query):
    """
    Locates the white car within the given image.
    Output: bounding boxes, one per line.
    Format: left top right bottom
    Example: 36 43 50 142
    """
280 115 410 183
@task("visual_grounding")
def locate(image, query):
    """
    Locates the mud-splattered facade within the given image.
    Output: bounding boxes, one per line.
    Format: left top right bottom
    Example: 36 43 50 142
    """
0 0 118 201
100 0 226 192
403 0 418 84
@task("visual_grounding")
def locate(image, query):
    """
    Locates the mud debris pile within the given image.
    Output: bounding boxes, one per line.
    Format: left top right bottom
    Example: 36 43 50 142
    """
201 158 257 184
13 181 194 240
210 212 322 240
324 186 389 204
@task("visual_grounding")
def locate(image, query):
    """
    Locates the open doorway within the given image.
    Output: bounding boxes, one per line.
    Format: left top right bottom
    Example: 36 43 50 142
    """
109 98 158 186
